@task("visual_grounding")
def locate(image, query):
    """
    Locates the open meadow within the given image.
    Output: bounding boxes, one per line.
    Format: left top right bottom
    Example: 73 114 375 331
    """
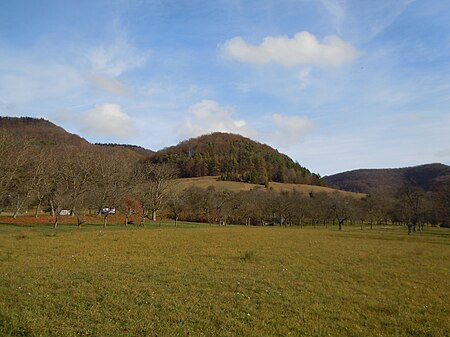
0 223 449 337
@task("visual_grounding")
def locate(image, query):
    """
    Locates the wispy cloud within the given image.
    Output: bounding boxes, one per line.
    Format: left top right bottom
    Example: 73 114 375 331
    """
90 74 128 95
88 33 148 78
319 0 346 34
220 31 358 67
86 31 148 95
0 52 84 105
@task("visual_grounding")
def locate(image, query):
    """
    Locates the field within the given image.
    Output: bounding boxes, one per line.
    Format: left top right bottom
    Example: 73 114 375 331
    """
0 223 449 337
174 176 366 197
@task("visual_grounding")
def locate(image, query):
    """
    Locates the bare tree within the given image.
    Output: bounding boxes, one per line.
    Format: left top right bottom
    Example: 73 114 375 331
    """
46 147 94 228
88 147 133 228
136 162 178 223
397 182 425 234
165 190 185 226
0 132 30 214
330 193 353 230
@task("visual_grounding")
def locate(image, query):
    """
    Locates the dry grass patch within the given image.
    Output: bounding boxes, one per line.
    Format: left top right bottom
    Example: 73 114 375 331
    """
174 176 365 197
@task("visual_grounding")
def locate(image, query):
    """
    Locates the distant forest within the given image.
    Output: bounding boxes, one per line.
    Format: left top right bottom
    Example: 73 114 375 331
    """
150 133 323 186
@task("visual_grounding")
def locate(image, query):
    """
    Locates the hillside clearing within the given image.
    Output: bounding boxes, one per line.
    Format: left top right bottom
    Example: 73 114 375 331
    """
175 176 365 197
0 225 448 336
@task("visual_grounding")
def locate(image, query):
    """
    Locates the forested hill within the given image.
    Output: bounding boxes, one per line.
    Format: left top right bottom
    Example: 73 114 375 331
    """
0 116 89 146
324 163 450 193
149 132 323 185
0 117 154 160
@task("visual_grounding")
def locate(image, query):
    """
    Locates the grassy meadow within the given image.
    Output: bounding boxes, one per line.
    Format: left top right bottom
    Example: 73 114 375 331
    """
0 223 449 337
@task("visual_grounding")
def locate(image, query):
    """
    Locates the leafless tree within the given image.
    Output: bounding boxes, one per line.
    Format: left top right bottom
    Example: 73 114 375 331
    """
89 147 133 228
136 162 178 223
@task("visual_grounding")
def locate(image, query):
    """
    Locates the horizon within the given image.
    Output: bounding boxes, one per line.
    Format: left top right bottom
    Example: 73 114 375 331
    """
2 114 447 177
1 1 449 175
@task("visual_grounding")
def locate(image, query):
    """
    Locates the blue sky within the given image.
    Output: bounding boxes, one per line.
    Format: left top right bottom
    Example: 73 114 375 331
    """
1 0 449 176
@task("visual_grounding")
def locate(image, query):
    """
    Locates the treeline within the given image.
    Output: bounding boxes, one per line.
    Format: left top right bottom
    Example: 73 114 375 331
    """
1 132 449 232
167 183 450 233
0 131 175 228
150 132 323 185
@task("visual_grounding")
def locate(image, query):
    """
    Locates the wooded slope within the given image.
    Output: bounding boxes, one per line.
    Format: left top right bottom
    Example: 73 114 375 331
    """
324 163 450 193
149 132 323 185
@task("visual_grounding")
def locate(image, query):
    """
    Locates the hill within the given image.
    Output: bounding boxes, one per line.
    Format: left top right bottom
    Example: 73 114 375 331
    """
0 116 154 160
0 116 89 146
150 132 323 185
324 163 450 193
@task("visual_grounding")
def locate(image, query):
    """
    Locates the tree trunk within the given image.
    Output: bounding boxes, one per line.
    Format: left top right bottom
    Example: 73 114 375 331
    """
13 197 27 218
338 220 343 230
152 210 157 222
53 214 59 229
103 214 108 228
175 216 178 227
125 214 129 227
77 215 83 228
50 200 56 218
35 199 42 218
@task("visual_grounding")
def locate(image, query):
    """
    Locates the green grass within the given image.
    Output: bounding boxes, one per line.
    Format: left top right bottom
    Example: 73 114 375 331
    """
0 224 449 337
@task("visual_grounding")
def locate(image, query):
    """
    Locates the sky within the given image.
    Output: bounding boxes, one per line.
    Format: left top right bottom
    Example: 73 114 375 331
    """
1 0 449 176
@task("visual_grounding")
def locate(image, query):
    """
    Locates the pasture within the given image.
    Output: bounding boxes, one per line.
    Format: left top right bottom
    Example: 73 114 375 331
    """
0 223 449 337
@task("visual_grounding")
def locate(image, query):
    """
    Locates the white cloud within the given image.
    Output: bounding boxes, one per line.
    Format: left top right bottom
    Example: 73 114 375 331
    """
81 103 136 139
220 31 358 67
179 100 255 139
90 74 128 94
178 100 314 148
88 34 148 78
267 114 314 147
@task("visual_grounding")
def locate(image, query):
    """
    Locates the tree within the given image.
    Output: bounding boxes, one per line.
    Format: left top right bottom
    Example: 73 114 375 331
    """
46 147 94 228
329 193 353 230
397 182 425 234
291 191 310 227
136 162 178 223
88 147 133 228
30 150 55 218
309 192 332 227
434 181 450 227
166 190 185 226
0 131 30 213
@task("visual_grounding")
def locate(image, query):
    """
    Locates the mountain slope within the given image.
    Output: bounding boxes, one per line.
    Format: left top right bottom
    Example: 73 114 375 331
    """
0 116 154 159
0 116 89 146
324 163 450 193
150 132 323 185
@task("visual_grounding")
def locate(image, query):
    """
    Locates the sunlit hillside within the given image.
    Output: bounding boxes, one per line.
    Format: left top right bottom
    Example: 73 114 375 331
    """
174 176 365 197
